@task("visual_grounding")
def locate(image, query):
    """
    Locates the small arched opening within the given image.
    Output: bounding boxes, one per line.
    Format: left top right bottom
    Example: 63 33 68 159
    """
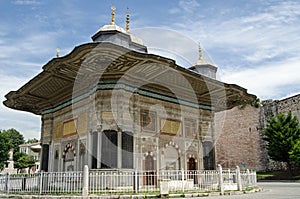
187 156 198 184
143 152 156 186
161 141 181 170
62 143 76 171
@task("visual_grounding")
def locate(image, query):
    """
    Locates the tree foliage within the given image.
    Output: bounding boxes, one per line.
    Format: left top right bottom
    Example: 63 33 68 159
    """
289 139 300 167
0 133 13 169
0 128 25 170
14 152 36 173
26 138 39 144
263 112 300 170
4 128 25 152
13 151 25 162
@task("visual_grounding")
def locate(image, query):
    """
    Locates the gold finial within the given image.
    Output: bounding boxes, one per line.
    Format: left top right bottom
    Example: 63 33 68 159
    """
126 7 130 32
198 43 203 62
110 5 116 25
56 48 60 58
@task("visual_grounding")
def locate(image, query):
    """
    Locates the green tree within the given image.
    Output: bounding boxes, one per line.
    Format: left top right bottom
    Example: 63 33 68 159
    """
26 138 39 144
0 132 13 169
13 151 25 162
289 140 300 167
263 112 300 172
2 128 25 152
14 152 36 174
0 128 25 170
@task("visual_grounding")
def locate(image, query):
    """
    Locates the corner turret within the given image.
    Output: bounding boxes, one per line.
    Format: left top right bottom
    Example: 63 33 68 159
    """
189 44 217 79
91 6 147 53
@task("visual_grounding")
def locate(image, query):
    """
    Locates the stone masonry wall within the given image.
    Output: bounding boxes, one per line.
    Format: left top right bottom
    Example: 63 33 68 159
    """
214 94 300 172
260 94 300 124
214 105 266 171
277 94 300 117
258 94 300 170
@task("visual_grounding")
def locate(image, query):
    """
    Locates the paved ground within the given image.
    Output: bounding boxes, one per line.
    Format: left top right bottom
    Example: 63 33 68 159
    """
1 182 299 199
207 182 300 199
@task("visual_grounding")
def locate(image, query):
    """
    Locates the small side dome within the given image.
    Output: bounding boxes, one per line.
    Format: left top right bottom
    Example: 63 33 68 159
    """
91 6 147 53
189 44 217 79
93 24 127 35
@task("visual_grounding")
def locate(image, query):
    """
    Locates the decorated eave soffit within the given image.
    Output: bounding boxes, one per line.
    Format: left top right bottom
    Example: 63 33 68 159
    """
3 42 256 115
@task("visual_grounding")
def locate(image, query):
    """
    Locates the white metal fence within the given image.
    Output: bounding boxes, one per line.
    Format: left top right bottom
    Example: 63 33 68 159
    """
0 172 83 195
0 165 257 196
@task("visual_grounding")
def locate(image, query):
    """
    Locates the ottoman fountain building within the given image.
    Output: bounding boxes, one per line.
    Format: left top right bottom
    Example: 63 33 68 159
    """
4 8 255 176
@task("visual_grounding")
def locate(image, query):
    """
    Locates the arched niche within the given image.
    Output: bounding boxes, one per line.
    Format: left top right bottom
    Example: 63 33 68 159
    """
161 141 181 170
62 143 76 171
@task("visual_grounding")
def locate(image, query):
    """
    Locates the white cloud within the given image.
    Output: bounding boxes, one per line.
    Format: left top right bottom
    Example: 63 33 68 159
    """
0 73 41 140
133 27 199 66
0 32 60 58
168 0 300 67
168 8 180 15
0 24 59 140
0 1 95 139
178 0 200 13
133 1 300 100
12 0 41 6
243 45 284 62
0 107 41 140
220 58 300 99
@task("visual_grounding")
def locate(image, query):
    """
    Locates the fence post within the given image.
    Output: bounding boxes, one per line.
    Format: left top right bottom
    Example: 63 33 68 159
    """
39 171 43 194
5 173 9 195
21 175 26 191
254 171 257 186
217 164 224 195
236 166 242 191
134 169 138 193
246 169 250 187
82 165 89 196
181 168 185 193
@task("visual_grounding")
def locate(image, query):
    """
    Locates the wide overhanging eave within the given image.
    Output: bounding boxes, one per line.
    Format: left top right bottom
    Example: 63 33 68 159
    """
3 42 257 115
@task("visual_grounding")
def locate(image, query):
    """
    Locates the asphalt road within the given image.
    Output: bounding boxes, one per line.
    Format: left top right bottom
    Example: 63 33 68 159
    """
184 182 300 199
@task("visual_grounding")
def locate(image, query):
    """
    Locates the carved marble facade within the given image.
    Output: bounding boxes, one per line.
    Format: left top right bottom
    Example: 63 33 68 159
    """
41 89 216 172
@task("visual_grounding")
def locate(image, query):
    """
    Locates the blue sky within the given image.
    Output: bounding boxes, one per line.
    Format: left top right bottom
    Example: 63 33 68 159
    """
1 0 300 139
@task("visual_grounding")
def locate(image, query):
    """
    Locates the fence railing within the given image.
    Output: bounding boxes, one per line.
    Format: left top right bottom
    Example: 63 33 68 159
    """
0 171 83 195
0 165 257 196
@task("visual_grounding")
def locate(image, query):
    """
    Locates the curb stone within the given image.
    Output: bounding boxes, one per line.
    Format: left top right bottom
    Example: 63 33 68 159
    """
0 188 262 199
